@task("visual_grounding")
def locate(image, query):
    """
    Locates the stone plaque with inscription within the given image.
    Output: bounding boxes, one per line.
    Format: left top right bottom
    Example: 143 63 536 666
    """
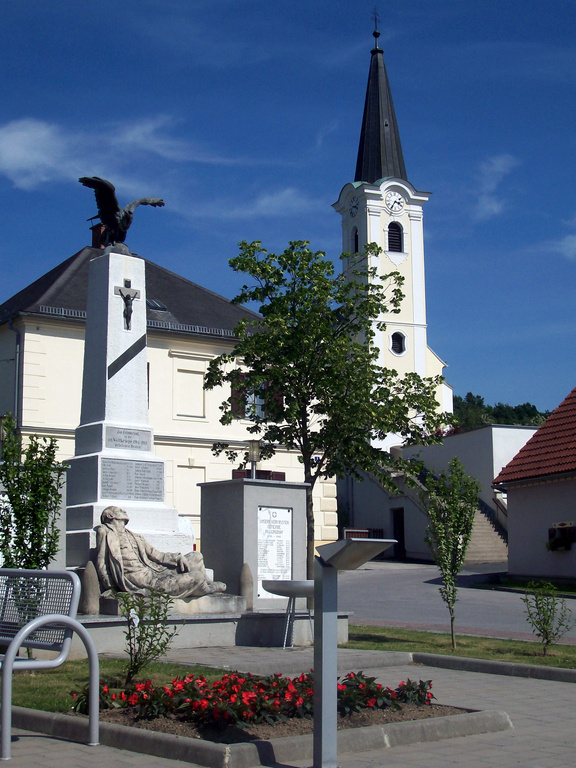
100 458 164 502
257 506 292 597
105 427 152 452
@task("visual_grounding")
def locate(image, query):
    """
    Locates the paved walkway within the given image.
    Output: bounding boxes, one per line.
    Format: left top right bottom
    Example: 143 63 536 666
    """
7 645 576 767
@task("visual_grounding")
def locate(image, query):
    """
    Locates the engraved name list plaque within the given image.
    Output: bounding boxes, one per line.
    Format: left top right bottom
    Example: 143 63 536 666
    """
100 458 164 502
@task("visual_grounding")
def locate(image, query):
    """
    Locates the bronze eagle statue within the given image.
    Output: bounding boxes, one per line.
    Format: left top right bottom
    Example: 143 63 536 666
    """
79 176 165 247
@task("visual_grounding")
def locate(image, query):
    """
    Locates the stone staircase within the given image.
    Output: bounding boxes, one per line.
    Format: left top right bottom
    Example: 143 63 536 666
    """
465 508 508 564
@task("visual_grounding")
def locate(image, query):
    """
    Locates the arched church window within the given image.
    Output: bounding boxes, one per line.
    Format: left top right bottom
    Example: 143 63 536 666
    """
391 332 406 355
388 222 403 252
352 227 359 254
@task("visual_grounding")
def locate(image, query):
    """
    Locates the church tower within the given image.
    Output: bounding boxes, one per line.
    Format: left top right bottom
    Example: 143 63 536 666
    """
333 26 452 420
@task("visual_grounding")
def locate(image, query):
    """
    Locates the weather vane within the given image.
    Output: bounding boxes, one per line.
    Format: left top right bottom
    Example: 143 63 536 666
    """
372 6 381 47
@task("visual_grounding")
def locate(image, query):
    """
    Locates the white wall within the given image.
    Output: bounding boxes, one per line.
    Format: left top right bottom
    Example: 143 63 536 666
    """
508 478 576 579
404 425 536 509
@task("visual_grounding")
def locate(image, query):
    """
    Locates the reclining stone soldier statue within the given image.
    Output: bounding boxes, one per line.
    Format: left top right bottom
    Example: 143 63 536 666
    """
96 506 226 599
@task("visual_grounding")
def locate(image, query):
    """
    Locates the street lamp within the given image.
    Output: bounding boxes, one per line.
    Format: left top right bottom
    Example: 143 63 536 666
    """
313 537 395 768
247 439 260 480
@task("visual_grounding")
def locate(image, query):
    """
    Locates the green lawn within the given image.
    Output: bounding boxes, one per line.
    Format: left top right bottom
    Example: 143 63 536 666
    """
344 624 576 668
11 625 576 716
11 657 228 713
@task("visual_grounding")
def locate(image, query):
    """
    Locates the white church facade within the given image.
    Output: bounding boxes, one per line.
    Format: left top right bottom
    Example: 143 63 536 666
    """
333 28 451 419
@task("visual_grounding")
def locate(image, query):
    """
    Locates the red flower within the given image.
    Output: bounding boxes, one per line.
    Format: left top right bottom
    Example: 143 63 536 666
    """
367 698 376 708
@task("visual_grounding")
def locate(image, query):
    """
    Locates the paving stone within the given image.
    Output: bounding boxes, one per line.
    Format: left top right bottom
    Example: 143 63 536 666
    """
6 647 576 768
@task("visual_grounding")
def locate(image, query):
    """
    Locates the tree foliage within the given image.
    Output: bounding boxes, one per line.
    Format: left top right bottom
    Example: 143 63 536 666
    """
422 457 480 649
521 581 576 656
204 240 451 576
453 392 549 432
0 413 67 569
116 588 179 685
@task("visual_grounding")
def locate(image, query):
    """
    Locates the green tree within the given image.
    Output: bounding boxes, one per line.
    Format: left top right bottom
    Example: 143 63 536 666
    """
521 581 576 655
453 392 549 432
116 589 179 685
453 392 490 431
204 240 450 577
422 457 480 649
0 413 67 569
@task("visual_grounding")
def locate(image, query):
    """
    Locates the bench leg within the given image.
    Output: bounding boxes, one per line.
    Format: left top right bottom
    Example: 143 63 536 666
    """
1 667 14 760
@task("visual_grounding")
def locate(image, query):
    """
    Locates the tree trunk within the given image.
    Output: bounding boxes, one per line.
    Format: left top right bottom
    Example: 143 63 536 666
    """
306 483 315 580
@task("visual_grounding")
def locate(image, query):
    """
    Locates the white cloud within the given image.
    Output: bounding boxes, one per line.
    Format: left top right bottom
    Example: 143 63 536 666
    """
472 153 521 221
315 120 339 150
0 116 281 194
0 119 79 190
218 188 325 220
547 234 576 261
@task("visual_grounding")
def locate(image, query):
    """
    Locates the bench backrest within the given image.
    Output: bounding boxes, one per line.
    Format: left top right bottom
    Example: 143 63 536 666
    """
0 569 80 652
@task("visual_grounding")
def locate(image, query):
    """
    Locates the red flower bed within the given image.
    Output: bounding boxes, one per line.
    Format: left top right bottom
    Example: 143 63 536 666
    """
72 671 433 728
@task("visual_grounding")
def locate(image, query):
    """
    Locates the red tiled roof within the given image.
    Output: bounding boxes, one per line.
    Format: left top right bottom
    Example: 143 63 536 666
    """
494 386 576 486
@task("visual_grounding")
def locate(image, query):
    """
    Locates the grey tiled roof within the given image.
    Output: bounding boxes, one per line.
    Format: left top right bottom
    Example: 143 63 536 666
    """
0 247 259 338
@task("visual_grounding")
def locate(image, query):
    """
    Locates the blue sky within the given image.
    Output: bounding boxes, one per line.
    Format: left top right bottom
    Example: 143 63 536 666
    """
0 0 574 412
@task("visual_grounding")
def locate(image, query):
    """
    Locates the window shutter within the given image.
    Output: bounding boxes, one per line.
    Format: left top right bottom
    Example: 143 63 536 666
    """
388 222 403 252
230 372 246 418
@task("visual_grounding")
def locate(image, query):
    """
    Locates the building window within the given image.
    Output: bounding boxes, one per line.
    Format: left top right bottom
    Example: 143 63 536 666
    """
391 332 406 355
231 374 283 420
353 227 359 254
388 222 403 252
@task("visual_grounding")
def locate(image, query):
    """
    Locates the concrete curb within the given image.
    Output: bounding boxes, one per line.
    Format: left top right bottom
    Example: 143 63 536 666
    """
11 705 512 768
412 652 576 683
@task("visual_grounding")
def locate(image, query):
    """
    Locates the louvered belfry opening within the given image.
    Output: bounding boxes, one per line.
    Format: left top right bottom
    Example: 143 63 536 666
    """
388 222 403 252
391 332 405 354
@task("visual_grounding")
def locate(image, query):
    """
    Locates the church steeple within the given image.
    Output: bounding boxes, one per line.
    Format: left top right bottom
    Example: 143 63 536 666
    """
354 26 407 184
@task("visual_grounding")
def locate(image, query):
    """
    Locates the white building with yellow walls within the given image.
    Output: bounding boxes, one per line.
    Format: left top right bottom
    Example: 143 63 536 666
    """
0 247 339 552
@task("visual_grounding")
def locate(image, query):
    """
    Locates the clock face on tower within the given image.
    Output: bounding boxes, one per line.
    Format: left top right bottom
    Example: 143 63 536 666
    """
349 196 359 217
385 191 404 213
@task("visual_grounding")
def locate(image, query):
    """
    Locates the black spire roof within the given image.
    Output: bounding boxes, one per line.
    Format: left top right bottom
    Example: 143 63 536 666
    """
354 28 407 184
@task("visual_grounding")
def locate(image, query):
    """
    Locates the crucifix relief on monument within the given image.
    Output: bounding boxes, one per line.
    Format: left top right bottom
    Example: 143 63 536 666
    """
114 280 140 330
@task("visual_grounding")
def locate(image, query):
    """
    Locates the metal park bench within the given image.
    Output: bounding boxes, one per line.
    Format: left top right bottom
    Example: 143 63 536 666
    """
0 568 99 760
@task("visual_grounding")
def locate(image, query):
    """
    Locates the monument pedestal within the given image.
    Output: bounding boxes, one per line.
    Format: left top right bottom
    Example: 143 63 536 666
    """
99 592 247 616
200 479 308 610
66 247 196 567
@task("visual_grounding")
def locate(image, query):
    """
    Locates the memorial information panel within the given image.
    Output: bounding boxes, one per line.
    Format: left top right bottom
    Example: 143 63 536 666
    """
106 427 152 452
257 506 292 598
101 458 164 501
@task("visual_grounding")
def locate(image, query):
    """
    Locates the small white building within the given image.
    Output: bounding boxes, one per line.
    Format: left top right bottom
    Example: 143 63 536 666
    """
494 386 576 579
342 425 535 563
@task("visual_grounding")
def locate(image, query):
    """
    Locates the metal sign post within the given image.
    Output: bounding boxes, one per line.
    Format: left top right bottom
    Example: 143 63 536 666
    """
312 538 395 768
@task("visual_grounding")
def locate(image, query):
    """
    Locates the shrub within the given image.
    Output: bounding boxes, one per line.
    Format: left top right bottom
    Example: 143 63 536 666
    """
521 581 576 655
116 589 179 685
